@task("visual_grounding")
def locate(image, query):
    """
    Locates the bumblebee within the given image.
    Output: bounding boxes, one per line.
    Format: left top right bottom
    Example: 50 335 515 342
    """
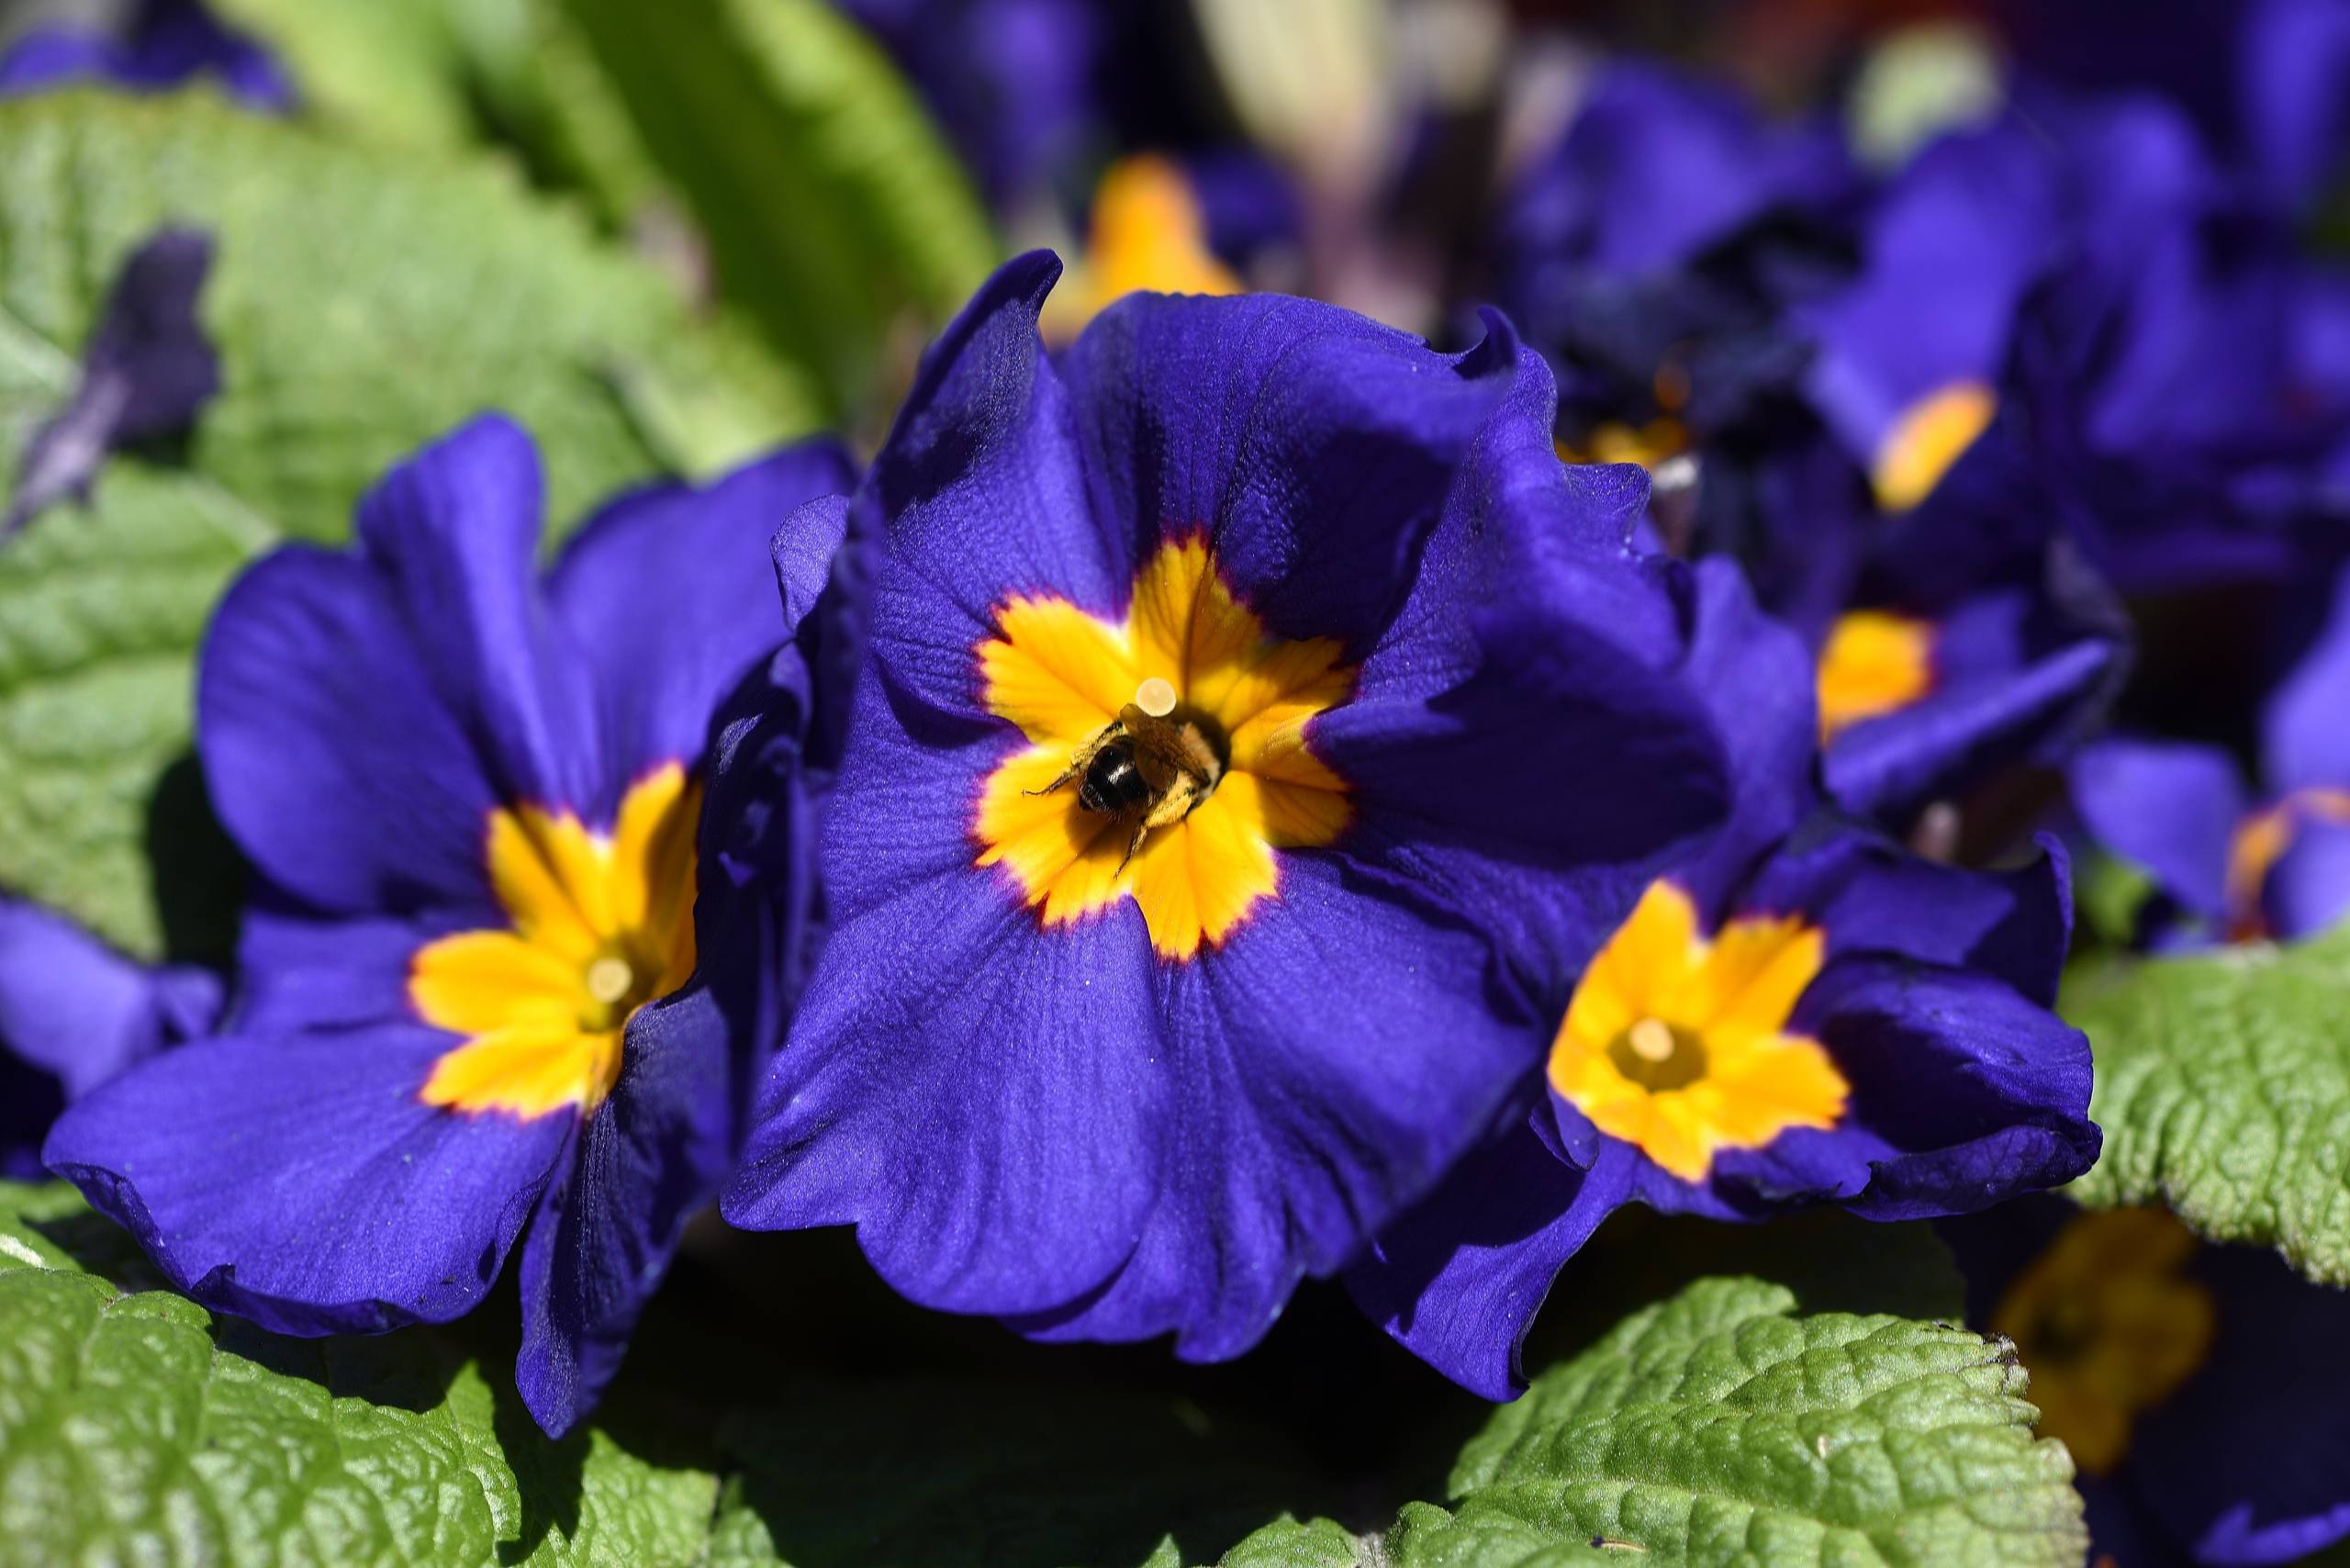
1032 678 1225 868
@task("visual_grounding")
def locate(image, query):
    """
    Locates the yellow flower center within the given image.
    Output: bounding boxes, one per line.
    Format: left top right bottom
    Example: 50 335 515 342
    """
1816 610 1936 741
1872 379 1998 513
1991 1207 2218 1475
1557 367 1695 472
1040 154 1246 343
411 765 701 1118
1557 418 1691 471
972 536 1355 961
1549 879 1849 1182
2223 787 2350 941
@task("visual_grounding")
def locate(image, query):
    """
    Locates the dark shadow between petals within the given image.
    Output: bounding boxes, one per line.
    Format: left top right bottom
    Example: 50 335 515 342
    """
141 751 245 969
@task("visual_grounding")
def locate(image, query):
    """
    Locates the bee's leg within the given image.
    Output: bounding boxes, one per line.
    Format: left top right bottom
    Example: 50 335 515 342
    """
1116 817 1150 872
1026 756 1085 797
1117 778 1200 869
1025 721 1118 796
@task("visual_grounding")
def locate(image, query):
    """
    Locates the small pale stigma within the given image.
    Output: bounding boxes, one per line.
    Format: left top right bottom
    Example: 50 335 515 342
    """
1135 676 1178 717
1626 1017 1675 1063
586 956 635 1007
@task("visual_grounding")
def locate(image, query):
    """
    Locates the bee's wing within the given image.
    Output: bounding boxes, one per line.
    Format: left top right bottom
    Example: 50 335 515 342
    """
1134 718 1223 785
1125 718 1190 789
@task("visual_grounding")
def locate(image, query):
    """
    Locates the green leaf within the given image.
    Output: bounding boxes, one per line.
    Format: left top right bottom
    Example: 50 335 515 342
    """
553 0 1001 417
0 1180 2069 1568
2072 849 2157 951
1441 1277 2086 1567
1207 1257 2058 1568
2063 929 2350 1285
1209 1516 1368 1567
4 1179 1344 1568
1383 1504 1615 1567
0 1182 718 1568
205 0 673 230
1502 1210 1966 1397
207 0 1002 418
206 0 484 152
0 88 818 959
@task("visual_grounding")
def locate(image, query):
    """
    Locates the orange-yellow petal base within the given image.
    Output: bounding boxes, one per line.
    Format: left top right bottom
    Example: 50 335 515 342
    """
972 536 1355 960
412 764 700 1118
1040 155 1246 343
1555 368 1695 471
1873 379 1997 513
1817 610 1937 741
1549 879 1848 1182
2224 786 2350 940
1991 1206 2218 1474
1556 417 1690 471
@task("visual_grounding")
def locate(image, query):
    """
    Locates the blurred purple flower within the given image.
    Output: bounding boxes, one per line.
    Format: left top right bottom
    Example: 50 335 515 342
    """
1943 1195 2350 1565
0 897 219 1180
1494 64 2125 831
0 0 292 109
6 226 219 541
2073 560 2350 946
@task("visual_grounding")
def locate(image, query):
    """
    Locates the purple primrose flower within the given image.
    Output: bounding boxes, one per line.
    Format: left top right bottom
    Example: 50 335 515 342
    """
1348 559 2099 1398
46 414 854 1436
720 252 1739 1360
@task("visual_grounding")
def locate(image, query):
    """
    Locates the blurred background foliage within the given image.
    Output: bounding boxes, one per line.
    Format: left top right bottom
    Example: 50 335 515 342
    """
0 0 2107 447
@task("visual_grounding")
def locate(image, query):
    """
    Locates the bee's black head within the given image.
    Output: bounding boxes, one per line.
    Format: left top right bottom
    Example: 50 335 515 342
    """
1078 735 1150 815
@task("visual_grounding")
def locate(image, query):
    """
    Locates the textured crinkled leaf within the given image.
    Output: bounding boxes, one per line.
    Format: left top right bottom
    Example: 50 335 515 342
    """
0 88 817 959
555 0 1000 416
1208 1516 1369 1567
0 1182 717 1568
705 1378 1320 1568
2063 930 2350 1285
1384 1504 1617 1567
1213 1513 1616 1568
0 1179 87 1272
1447 1277 2085 1567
